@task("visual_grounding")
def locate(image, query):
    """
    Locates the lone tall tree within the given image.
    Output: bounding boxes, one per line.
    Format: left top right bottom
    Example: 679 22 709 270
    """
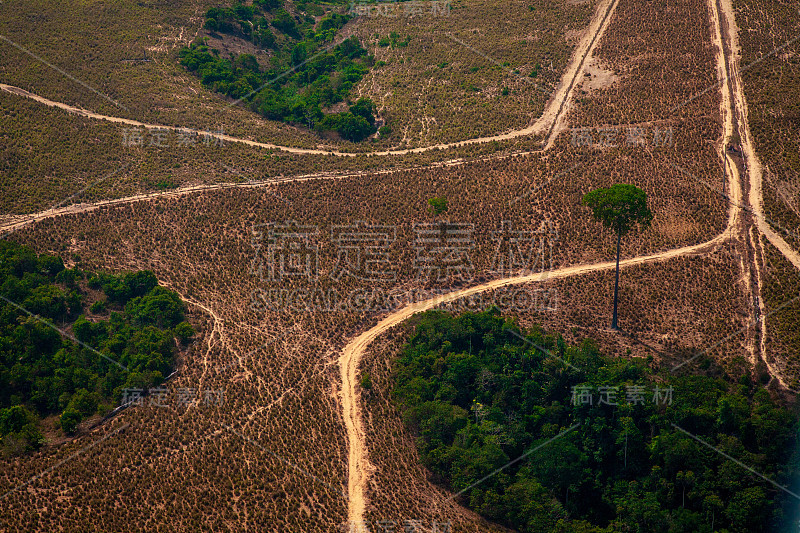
582 184 653 330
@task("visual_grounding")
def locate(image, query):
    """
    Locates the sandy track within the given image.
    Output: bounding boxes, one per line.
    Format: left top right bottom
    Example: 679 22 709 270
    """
537 0 619 151
0 152 524 235
714 0 799 388
0 175 339 235
716 0 800 271
0 83 352 156
0 0 621 237
0 0 617 159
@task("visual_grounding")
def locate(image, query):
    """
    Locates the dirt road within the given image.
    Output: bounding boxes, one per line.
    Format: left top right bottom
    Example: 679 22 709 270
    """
0 0 620 239
715 0 800 271
711 0 796 386
338 232 735 525
0 155 526 235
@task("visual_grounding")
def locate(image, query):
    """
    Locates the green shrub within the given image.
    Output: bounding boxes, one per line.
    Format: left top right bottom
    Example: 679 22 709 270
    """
60 408 81 434
174 321 195 344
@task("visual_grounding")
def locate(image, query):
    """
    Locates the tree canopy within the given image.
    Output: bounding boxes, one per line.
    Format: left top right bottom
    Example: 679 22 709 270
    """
427 197 449 217
393 309 800 532
582 184 653 329
582 184 653 236
0 241 192 454
179 1 379 141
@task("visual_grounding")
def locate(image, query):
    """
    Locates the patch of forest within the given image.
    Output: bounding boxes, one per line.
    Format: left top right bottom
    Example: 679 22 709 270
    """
393 309 800 532
179 0 383 142
0 241 193 455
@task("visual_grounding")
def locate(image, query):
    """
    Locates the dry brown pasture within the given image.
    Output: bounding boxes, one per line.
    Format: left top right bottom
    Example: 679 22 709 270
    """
0 126 730 530
568 0 718 125
0 90 545 215
761 239 800 389
347 0 594 146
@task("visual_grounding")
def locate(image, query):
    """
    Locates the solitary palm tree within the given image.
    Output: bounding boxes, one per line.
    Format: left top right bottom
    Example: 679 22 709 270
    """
582 184 653 330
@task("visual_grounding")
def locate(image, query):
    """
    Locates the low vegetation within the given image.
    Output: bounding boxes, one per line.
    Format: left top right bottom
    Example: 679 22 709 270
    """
734 0 800 253
761 240 800 388
350 0 594 145
569 0 717 125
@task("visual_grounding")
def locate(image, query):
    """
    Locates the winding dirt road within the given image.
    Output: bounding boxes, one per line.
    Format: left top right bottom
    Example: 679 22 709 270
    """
338 234 732 526
711 0 797 385
0 0 621 240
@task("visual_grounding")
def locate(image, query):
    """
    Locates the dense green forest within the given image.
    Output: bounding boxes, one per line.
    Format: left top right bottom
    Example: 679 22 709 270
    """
393 309 800 532
179 0 381 141
0 241 192 455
